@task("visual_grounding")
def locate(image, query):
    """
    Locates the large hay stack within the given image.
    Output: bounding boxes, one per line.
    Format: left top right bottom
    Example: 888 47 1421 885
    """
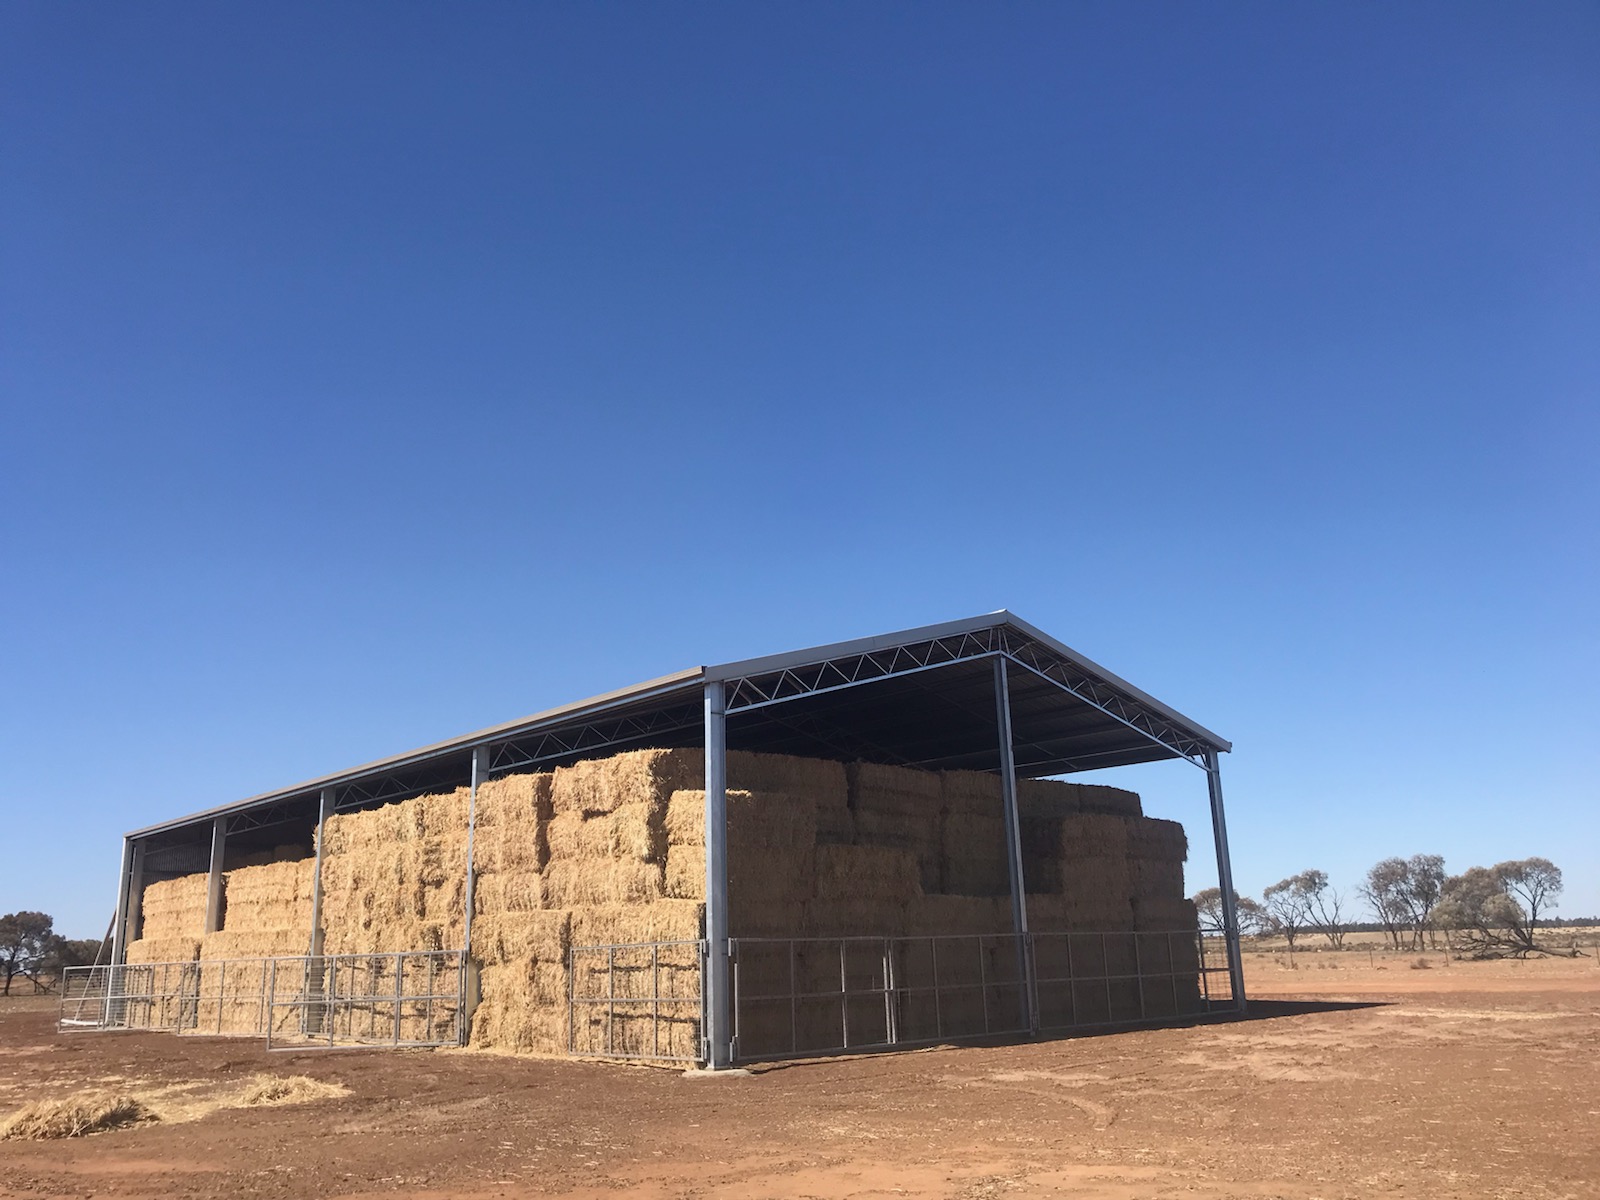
114 746 1198 1058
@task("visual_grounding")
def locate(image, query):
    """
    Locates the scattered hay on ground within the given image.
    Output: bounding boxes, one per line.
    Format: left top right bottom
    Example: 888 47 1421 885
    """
0 1093 156 1140
237 1074 348 1105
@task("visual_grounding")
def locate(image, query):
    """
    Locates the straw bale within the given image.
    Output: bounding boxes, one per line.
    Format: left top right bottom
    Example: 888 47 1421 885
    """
569 900 704 948
939 811 1009 895
903 895 1010 936
470 961 571 1055
729 901 806 937
1131 896 1199 933
847 762 942 818
1017 777 1081 819
541 860 665 908
726 751 848 807
550 748 702 817
472 871 545 915
1058 895 1135 932
662 843 814 906
941 769 1000 816
1130 856 1185 901
1059 856 1132 907
665 789 818 851
1059 813 1131 861
135 874 210 941
802 898 906 937
1128 817 1187 862
124 937 201 965
201 928 306 961
1078 784 1142 817
813 844 921 902
471 910 571 965
472 772 551 873
547 804 663 864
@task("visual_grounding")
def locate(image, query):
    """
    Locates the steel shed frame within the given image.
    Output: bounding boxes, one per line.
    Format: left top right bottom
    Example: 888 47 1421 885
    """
108 611 1245 1065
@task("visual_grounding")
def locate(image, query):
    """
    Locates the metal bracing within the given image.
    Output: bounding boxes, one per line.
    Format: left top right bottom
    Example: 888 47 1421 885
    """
702 680 732 1069
992 657 1035 1034
1204 750 1248 1012
486 701 703 776
720 628 1008 715
225 797 313 836
204 818 227 935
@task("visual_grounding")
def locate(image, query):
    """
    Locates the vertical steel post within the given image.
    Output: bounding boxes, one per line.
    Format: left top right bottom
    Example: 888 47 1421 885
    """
124 840 147 947
1204 749 1248 1012
109 837 135 969
461 747 487 1043
308 787 334 957
702 679 732 1068
203 817 227 934
993 656 1035 1034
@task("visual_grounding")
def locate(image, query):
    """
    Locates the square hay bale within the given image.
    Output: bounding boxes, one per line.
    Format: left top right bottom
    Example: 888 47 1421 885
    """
903 894 1011 937
550 748 703 817
1131 896 1199 934
801 898 907 938
847 761 943 817
813 844 922 903
569 900 705 949
1129 856 1186 901
123 936 201 965
940 769 1000 816
134 874 210 941
1060 856 1133 908
471 910 571 966
726 751 848 802
547 804 664 864
1078 784 1142 818
541 860 666 908
472 870 546 915
1017 777 1081 819
1058 895 1135 933
665 789 819 851
472 772 551 874
662 842 814 906
1128 817 1187 862
1059 813 1131 862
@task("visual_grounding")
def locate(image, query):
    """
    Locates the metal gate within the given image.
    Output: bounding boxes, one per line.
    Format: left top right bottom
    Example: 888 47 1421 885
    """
59 951 466 1049
568 939 705 1064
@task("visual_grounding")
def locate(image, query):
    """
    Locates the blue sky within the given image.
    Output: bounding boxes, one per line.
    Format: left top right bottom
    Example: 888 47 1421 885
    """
3 2 1595 937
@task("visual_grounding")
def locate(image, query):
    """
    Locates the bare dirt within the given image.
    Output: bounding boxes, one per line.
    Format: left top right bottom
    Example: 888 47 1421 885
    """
3 953 1597 1199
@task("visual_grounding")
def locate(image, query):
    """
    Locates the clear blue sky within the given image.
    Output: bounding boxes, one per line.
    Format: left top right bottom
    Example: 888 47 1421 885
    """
3 3 1595 937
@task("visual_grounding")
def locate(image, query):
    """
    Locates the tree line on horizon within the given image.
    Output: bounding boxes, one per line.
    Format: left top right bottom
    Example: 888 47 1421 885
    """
1192 855 1573 958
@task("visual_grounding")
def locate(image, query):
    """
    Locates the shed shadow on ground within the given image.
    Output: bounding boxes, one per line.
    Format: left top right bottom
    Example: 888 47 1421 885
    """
744 999 1389 1073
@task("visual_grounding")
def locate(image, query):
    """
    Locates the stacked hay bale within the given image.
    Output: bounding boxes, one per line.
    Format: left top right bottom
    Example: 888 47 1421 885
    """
196 859 317 1035
123 876 207 965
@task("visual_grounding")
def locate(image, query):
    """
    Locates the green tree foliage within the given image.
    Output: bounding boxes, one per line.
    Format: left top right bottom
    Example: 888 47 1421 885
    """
0 912 55 995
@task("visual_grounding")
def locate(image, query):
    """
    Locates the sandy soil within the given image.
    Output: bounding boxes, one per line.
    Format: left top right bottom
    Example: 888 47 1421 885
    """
2 955 1596 1199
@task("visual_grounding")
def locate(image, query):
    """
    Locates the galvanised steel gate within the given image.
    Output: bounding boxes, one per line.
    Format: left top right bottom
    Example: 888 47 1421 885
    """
59 951 466 1049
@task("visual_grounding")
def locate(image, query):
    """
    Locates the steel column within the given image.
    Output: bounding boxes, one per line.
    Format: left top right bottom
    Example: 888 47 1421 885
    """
702 679 731 1068
124 839 146 946
993 656 1035 1034
203 817 227 934
109 837 135 968
308 787 334 956
461 747 487 1042
1203 750 1247 1012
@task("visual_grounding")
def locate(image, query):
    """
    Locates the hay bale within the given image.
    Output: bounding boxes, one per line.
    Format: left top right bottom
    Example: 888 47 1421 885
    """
1059 813 1131 861
1130 856 1186 901
472 871 545 915
569 900 704 948
726 751 848 806
541 860 665 908
813 844 922 902
220 860 315 936
903 894 1011 936
847 762 942 816
1078 784 1142 818
665 789 818 851
123 936 201 965
547 804 664 864
1128 817 1187 862
1131 896 1199 933
472 772 551 874
471 910 571 964
550 748 702 817
662 843 814 906
941 769 1000 816
1018 777 1081 818
135 874 210 941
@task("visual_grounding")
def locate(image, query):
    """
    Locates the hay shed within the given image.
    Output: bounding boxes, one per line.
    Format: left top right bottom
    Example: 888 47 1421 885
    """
91 612 1246 1068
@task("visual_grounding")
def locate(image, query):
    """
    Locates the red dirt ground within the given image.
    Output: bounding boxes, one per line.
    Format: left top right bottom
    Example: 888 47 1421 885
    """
3 955 1597 1199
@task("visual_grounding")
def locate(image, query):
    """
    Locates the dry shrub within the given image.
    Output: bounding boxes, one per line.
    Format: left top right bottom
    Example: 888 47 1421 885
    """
238 1074 347 1105
1 1094 156 1140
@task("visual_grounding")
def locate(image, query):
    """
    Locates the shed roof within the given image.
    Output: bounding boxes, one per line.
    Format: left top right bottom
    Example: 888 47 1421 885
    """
128 611 1228 841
